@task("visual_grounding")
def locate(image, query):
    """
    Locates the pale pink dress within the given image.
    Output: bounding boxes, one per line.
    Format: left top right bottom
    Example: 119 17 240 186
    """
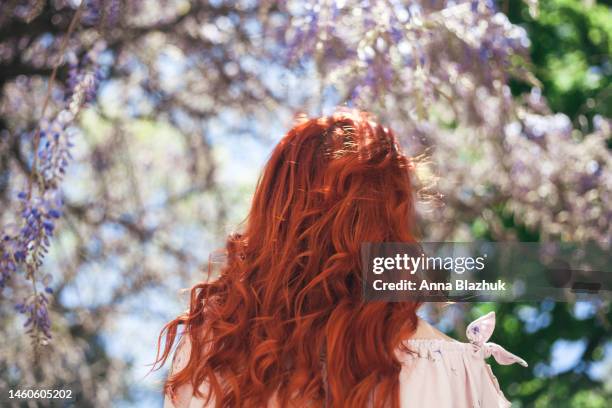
164 311 527 408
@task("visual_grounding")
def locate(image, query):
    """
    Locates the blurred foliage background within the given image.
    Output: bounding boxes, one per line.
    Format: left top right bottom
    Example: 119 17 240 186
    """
466 1 611 407
0 0 610 407
509 0 611 128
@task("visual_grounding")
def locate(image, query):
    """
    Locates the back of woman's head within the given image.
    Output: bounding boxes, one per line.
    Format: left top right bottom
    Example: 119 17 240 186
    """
157 109 421 407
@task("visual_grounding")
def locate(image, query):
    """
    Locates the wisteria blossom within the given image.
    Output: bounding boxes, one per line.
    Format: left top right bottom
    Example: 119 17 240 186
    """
1 41 104 343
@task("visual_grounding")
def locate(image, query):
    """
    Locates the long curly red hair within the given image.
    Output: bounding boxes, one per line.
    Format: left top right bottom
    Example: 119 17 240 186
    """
155 110 421 407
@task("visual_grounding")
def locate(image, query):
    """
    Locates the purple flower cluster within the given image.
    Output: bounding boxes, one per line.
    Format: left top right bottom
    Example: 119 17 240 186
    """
14 189 63 263
0 41 106 342
15 292 52 342
82 0 122 28
37 112 76 190
277 0 533 106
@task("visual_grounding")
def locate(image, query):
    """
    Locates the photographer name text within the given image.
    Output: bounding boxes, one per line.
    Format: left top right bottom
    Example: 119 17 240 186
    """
372 279 507 292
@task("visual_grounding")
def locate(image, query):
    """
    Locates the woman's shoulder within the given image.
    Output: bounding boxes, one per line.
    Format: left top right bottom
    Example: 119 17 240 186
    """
400 312 528 364
397 312 528 408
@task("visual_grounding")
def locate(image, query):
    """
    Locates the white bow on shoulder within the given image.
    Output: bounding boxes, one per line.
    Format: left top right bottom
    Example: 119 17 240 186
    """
467 311 528 367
